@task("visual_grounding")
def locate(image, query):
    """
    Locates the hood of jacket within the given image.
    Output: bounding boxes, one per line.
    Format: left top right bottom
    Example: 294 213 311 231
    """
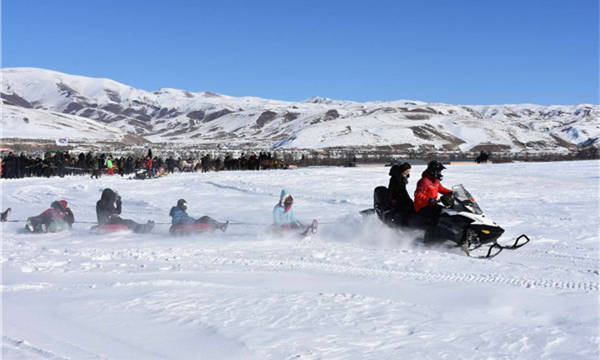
421 170 438 183
279 189 292 205
100 188 116 203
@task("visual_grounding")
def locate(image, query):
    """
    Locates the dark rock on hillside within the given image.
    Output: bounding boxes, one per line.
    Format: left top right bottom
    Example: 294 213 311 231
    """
187 110 206 121
256 110 278 128
324 109 339 121
203 109 233 122
1 92 33 108
283 112 299 122
104 89 121 103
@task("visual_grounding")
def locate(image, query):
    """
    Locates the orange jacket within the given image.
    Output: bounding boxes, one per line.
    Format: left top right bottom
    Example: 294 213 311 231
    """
414 171 452 212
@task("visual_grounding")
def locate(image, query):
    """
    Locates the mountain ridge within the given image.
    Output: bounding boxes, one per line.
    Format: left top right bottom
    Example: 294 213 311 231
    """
2 67 598 152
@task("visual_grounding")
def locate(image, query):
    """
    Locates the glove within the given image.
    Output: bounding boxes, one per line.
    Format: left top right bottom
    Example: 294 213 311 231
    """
428 198 436 205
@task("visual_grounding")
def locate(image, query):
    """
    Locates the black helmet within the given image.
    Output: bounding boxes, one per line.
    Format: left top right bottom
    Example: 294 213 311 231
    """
427 160 446 180
177 199 188 211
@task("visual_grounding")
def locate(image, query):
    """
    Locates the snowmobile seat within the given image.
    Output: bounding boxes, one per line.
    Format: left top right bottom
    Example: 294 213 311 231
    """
373 186 392 221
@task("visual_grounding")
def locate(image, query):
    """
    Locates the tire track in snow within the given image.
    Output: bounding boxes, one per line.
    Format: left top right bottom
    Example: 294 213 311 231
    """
501 246 599 269
2 336 70 360
188 254 599 293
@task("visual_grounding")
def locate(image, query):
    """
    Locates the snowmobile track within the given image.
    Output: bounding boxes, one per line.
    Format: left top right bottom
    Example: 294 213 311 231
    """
189 254 599 293
2 336 70 360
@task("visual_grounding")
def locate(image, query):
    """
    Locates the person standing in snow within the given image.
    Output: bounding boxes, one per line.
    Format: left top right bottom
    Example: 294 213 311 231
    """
90 156 101 179
144 157 153 177
25 200 75 233
169 199 228 231
273 189 303 229
106 156 115 176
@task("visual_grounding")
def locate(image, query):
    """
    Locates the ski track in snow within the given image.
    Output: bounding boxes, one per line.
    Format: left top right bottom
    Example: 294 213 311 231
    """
1 161 599 359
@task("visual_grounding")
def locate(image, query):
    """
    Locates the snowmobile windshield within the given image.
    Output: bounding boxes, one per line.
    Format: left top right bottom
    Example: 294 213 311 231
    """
451 185 483 215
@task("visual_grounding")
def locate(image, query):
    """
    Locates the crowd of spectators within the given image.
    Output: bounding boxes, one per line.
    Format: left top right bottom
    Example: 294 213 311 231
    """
0 149 288 179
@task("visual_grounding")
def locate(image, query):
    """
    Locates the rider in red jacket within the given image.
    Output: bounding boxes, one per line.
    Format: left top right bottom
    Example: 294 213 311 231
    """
25 200 75 232
414 160 452 213
413 161 452 238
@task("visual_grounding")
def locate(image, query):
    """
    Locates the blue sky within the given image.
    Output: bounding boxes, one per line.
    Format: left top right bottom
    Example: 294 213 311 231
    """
3 0 598 104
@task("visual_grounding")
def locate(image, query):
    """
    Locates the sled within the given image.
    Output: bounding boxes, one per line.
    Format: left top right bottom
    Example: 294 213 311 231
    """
90 224 131 234
269 219 318 239
169 222 214 236
25 220 70 233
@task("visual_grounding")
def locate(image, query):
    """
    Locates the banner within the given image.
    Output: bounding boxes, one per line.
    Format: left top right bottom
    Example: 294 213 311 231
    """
55 137 69 146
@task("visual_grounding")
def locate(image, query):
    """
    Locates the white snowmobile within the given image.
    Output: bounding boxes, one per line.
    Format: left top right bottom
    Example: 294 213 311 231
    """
363 184 529 258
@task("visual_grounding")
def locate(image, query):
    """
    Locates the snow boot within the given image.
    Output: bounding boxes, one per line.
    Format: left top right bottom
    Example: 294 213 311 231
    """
218 221 229 232
25 219 34 233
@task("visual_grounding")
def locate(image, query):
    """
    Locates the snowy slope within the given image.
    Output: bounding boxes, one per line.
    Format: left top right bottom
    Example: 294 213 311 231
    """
2 67 599 151
1 161 599 359
0 103 147 143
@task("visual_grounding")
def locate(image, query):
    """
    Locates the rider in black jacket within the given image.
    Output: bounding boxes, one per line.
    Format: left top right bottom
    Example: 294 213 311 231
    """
387 162 414 226
96 188 153 233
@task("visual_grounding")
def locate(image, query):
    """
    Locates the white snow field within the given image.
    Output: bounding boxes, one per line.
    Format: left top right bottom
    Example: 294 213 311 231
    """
1 160 598 359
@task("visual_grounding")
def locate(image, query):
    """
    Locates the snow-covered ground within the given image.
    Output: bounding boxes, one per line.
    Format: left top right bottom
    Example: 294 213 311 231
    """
1 161 598 359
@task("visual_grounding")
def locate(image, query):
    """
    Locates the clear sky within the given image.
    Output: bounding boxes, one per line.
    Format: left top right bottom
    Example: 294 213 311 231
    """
2 0 598 104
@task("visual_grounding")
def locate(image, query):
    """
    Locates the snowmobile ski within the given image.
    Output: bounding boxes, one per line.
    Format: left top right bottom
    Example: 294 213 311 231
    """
461 242 503 259
497 234 530 250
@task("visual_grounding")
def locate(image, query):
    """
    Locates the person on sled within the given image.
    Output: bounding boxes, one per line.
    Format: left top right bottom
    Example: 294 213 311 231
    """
387 162 414 226
414 160 453 241
169 199 228 232
96 188 154 233
25 200 75 233
273 189 304 230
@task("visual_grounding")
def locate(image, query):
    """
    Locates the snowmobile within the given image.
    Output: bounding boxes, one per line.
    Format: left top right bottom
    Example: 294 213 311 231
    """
131 169 151 180
364 184 529 258
131 167 169 180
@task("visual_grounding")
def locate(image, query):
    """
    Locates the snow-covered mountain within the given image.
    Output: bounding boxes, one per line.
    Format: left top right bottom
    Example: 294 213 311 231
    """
2 67 598 152
1 103 147 145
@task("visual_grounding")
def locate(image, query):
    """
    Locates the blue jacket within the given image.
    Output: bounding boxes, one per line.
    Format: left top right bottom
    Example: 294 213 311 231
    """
169 206 196 225
273 189 301 226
